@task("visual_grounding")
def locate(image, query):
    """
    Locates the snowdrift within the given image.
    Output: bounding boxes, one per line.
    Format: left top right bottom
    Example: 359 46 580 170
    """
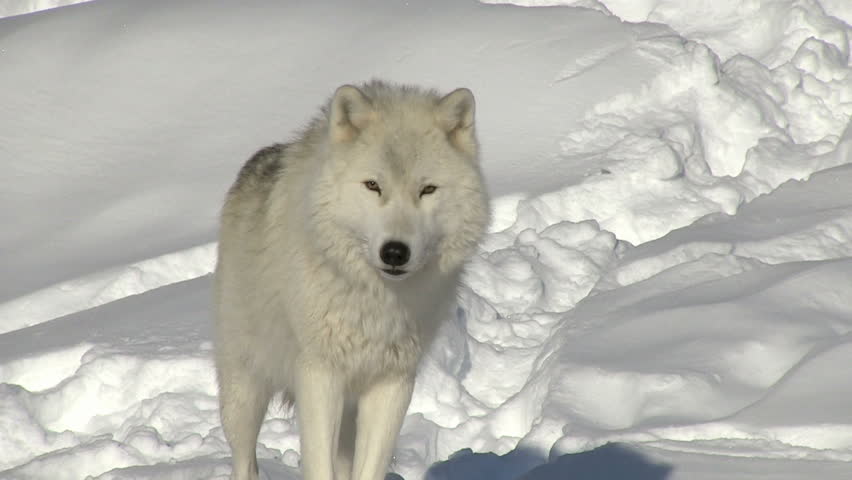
1 0 851 479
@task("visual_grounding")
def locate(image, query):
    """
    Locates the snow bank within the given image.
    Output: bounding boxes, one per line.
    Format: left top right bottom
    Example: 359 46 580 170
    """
1 0 852 479
485 0 852 244
0 0 93 18
406 166 852 479
0 0 673 306
0 243 216 334
485 0 852 66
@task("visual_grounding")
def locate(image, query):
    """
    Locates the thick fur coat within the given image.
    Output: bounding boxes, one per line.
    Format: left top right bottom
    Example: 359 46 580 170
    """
214 80 489 480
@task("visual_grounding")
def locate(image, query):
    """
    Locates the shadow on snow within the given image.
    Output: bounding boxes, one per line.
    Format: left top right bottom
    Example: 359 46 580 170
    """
421 443 673 480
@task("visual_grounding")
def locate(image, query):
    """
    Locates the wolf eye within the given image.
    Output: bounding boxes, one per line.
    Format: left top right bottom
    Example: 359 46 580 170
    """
420 185 438 197
363 180 381 195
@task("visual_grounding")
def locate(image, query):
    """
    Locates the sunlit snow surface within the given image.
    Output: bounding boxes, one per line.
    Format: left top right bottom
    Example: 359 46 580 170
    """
2 0 852 479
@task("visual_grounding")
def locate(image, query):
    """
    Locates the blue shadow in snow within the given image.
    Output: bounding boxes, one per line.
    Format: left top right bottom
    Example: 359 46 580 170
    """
423 443 672 480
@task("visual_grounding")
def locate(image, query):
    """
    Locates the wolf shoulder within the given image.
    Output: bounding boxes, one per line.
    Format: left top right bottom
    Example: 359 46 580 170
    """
228 142 290 195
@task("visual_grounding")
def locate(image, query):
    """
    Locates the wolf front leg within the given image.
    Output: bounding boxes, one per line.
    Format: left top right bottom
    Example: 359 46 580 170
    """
334 403 357 480
295 361 346 480
218 372 272 480
351 375 414 480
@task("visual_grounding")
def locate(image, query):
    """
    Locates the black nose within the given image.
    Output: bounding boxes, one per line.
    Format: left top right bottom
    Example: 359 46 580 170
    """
380 241 410 267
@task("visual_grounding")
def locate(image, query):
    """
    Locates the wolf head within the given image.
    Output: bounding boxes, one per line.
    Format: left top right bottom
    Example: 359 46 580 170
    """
309 81 489 282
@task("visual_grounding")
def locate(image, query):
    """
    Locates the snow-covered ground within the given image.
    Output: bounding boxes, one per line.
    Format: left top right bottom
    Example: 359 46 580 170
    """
0 0 93 18
2 0 851 478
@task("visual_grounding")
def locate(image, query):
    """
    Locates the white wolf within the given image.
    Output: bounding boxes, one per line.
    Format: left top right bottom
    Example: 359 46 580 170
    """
214 80 489 480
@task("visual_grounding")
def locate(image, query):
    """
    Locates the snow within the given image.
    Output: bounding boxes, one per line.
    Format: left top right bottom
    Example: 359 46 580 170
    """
0 0 93 18
1 0 851 479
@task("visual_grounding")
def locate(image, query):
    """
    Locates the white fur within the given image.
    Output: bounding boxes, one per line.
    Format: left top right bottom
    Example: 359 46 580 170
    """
214 80 489 480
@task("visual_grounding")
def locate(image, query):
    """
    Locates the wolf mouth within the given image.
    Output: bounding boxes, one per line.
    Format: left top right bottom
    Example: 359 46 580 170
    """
381 268 407 276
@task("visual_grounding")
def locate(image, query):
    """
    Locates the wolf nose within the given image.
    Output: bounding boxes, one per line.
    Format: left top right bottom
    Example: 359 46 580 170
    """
380 241 410 267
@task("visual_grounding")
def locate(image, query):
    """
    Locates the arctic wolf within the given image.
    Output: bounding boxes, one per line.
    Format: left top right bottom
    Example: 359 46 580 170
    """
214 80 489 480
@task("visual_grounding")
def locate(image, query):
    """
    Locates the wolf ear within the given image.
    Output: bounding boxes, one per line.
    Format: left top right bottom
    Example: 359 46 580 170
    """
436 88 476 155
329 85 375 143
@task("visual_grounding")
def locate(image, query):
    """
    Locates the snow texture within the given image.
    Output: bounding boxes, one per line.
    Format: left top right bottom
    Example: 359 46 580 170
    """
1 0 851 479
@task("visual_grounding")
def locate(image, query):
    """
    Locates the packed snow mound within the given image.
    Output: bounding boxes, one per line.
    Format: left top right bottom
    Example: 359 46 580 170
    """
1 0 852 479
424 165 852 477
484 0 852 66
0 243 216 335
